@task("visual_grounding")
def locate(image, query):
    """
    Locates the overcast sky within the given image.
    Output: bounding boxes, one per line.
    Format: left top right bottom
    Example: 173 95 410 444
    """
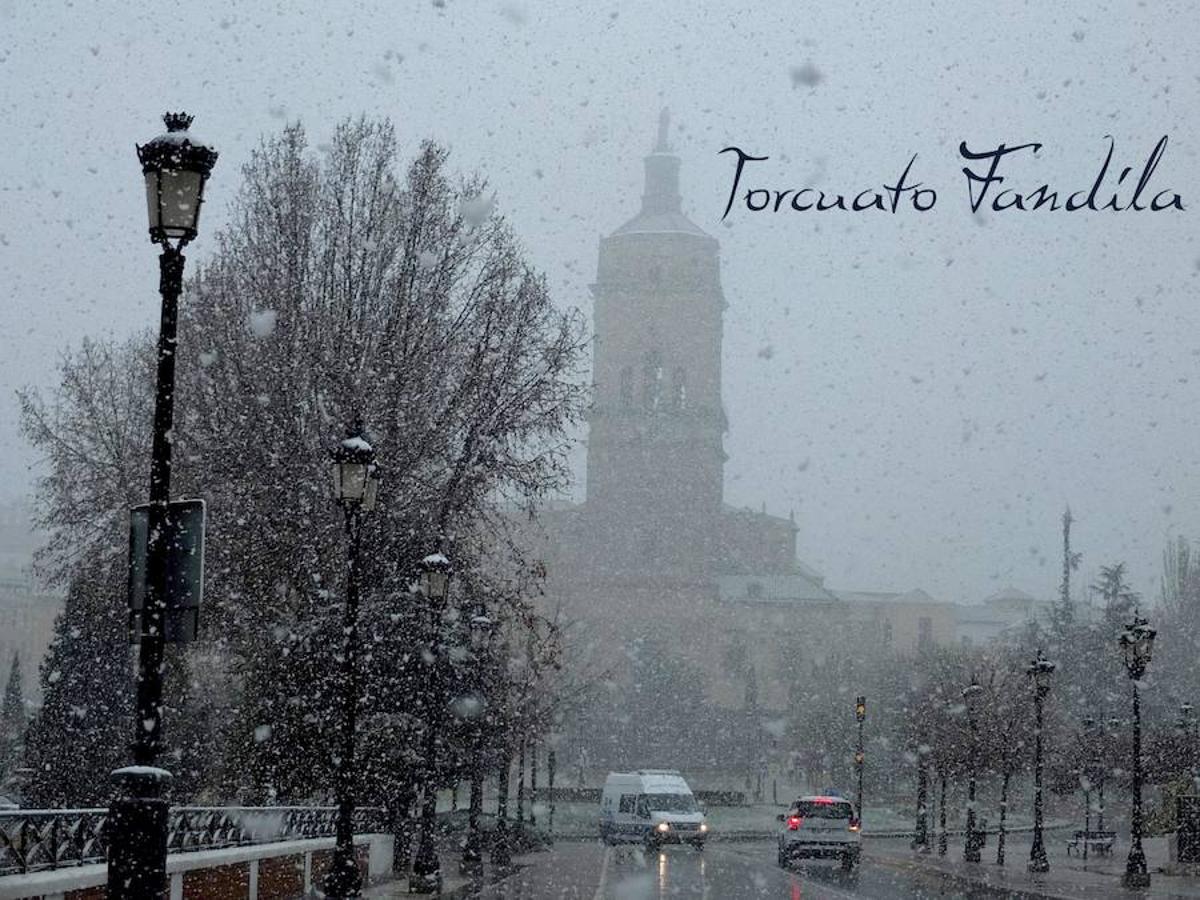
1 1 1197 605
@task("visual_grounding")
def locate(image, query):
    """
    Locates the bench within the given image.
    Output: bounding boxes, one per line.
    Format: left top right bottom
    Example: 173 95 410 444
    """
1066 830 1116 856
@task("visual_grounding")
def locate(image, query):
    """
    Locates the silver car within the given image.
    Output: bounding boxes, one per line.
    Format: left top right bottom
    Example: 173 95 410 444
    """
776 795 862 871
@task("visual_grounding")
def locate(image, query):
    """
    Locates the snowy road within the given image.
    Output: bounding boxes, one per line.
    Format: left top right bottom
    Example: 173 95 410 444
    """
467 840 1043 899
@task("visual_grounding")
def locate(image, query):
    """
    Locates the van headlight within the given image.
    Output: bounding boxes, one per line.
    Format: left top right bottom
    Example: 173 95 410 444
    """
699 823 708 833
656 822 670 833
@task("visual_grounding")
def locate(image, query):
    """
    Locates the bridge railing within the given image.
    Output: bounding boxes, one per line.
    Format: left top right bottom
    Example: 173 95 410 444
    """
0 806 388 876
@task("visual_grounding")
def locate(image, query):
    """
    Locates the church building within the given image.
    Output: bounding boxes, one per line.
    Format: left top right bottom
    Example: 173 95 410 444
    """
531 113 952 771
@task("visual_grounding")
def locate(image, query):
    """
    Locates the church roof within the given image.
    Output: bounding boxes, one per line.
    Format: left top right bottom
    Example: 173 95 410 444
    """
717 572 840 606
612 109 709 238
982 586 1037 605
613 207 709 237
834 587 949 607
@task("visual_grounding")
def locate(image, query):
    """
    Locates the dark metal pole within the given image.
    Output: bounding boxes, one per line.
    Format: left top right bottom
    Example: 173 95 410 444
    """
411 622 444 893
913 756 929 852
516 736 526 833
1029 684 1049 873
491 747 512 867
107 245 184 899
548 749 557 836
1083 787 1090 863
996 770 1009 865
1124 681 1150 888
530 741 538 830
410 768 441 893
938 772 947 856
855 718 865 826
325 508 364 898
965 706 981 863
460 732 484 874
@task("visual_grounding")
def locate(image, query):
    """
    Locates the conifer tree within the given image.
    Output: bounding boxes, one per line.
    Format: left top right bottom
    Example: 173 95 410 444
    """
23 562 133 807
0 653 25 781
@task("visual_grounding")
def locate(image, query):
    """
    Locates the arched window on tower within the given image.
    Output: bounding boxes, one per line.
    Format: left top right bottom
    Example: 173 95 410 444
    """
671 367 687 408
619 367 633 406
642 351 662 410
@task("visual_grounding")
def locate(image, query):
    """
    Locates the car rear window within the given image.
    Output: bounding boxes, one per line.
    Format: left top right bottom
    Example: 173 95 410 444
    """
792 800 853 819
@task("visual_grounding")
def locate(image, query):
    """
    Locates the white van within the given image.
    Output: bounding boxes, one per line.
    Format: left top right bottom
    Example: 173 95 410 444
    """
599 770 709 849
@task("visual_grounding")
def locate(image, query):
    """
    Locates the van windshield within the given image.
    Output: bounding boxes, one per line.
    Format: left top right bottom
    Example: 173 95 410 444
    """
643 793 697 813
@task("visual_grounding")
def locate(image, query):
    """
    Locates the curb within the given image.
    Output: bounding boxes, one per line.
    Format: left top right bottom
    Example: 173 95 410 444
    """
869 853 1083 900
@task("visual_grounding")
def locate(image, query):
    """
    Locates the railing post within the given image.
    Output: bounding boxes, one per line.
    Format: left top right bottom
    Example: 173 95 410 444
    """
50 816 60 870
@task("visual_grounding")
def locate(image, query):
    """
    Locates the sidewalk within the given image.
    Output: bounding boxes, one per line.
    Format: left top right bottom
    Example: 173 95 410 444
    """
868 830 1200 898
362 852 533 898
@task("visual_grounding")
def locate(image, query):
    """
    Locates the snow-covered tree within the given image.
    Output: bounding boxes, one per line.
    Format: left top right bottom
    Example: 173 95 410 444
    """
0 653 26 782
19 117 585 820
23 562 133 807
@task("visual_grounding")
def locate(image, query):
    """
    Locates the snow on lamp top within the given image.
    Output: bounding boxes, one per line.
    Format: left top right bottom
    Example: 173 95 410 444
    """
1026 648 1056 692
137 112 218 245
418 552 452 602
330 418 379 509
1118 612 1156 679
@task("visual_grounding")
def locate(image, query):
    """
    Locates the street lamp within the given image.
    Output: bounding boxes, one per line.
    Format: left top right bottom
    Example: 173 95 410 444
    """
962 677 984 863
460 610 495 875
108 112 217 900
324 420 380 900
1026 649 1055 874
411 553 452 894
1119 612 1156 890
854 695 866 829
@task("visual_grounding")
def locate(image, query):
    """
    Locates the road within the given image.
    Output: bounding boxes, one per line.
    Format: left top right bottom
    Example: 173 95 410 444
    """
469 840 1046 899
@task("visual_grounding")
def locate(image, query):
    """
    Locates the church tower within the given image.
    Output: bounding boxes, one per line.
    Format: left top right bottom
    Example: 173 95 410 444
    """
584 111 727 583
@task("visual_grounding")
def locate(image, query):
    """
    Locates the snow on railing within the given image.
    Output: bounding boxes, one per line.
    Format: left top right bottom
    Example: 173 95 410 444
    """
0 805 387 876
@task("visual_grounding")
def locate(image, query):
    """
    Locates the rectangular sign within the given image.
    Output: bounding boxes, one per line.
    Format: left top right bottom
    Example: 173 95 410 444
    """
128 499 206 644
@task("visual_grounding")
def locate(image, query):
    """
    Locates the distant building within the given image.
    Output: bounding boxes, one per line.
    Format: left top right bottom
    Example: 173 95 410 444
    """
954 586 1054 646
0 503 61 702
836 587 959 653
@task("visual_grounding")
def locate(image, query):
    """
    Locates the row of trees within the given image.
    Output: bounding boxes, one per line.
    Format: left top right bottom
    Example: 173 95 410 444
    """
13 116 587 856
761 510 1200 844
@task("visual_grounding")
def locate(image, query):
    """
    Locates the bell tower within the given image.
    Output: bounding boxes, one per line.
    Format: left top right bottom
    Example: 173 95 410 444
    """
584 110 727 583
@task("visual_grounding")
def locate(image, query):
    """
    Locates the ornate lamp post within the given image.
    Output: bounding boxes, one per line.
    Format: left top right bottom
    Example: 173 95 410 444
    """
913 743 930 852
962 677 984 863
460 610 495 875
324 420 380 899
108 112 217 900
492 632 513 869
410 553 452 894
1179 703 1197 792
1119 613 1156 890
854 695 866 827
1027 649 1055 874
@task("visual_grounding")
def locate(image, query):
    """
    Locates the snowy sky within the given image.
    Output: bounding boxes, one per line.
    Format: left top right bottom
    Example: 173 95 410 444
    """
1 0 1197 605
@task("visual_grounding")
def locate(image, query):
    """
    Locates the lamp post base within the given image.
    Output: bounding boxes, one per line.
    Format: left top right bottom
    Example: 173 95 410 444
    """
964 821 981 864
323 853 364 899
1122 870 1151 889
408 868 442 894
107 767 172 900
491 825 512 869
460 832 483 875
1027 853 1050 874
459 856 484 876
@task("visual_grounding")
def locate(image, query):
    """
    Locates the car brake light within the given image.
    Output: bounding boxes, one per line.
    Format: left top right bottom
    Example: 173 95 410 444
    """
787 815 803 830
